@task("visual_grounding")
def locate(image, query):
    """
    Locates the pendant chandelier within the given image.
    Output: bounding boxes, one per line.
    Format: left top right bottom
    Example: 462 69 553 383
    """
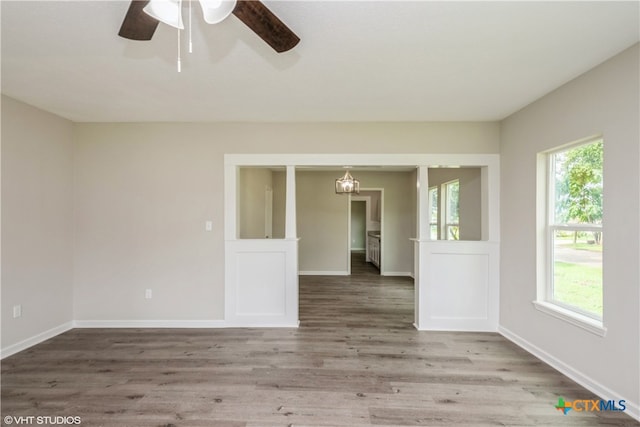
335 170 360 194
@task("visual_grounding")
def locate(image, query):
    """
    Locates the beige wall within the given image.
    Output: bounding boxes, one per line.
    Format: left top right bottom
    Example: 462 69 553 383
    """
297 171 350 273
71 121 497 321
428 167 482 240
272 171 286 239
359 190 381 223
73 126 224 321
238 167 272 239
1 96 74 349
351 201 366 250
1 96 499 337
500 44 639 409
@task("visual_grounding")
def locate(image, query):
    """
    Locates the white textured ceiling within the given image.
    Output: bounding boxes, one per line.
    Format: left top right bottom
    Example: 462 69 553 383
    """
1 1 638 123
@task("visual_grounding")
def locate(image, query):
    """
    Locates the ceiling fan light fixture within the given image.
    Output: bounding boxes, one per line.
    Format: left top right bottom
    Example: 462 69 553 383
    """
199 0 237 24
143 0 185 29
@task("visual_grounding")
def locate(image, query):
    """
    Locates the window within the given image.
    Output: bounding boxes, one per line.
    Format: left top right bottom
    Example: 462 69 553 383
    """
442 180 460 240
428 179 460 241
428 186 438 239
539 139 603 326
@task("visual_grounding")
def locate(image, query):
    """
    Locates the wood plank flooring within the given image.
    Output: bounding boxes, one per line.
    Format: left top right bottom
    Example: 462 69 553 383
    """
2 253 637 426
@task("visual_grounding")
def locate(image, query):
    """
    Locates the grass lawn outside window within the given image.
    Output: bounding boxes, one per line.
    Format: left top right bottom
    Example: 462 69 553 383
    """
553 233 603 318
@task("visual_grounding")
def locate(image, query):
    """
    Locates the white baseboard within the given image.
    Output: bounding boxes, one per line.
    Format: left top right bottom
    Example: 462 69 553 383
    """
1 321 73 360
2 318 299 358
74 319 228 328
382 271 413 277
417 318 497 332
299 271 349 276
299 271 412 277
225 321 299 328
74 319 299 328
498 325 639 422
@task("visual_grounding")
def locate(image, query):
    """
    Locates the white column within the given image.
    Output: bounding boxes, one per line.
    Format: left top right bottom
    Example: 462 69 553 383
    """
285 165 297 239
285 165 299 326
413 165 429 329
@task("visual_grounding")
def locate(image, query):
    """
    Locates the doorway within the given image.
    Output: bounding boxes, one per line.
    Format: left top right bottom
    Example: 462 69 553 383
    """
349 199 375 276
350 189 383 275
350 200 366 252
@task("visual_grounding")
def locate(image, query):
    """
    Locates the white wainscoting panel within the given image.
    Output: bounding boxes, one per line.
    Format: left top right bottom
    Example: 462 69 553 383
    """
429 253 489 319
415 240 499 331
236 251 286 315
225 239 299 327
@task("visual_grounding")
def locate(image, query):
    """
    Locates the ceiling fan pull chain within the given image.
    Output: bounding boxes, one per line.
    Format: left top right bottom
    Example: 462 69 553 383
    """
177 27 182 72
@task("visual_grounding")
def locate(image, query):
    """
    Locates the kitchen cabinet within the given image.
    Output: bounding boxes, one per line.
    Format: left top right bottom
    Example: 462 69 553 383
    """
367 232 380 269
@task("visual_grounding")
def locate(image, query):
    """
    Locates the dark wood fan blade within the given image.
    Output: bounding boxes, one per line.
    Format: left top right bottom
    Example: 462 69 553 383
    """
118 0 159 41
232 0 300 53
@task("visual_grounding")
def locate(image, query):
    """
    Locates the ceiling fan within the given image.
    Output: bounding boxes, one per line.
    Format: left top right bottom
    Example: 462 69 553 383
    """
118 0 300 53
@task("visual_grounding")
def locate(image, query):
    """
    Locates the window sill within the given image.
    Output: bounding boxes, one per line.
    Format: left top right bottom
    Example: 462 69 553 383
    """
532 301 607 337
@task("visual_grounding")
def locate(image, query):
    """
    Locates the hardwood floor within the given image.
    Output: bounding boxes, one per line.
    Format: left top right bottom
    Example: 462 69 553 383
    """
2 253 637 426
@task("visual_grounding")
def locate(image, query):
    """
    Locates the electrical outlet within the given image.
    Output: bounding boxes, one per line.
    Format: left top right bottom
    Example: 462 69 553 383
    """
205 221 213 232
13 305 22 318
145 289 152 299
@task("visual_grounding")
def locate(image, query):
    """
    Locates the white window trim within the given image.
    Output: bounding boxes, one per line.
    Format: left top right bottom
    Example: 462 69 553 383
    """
532 301 607 337
535 136 605 335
